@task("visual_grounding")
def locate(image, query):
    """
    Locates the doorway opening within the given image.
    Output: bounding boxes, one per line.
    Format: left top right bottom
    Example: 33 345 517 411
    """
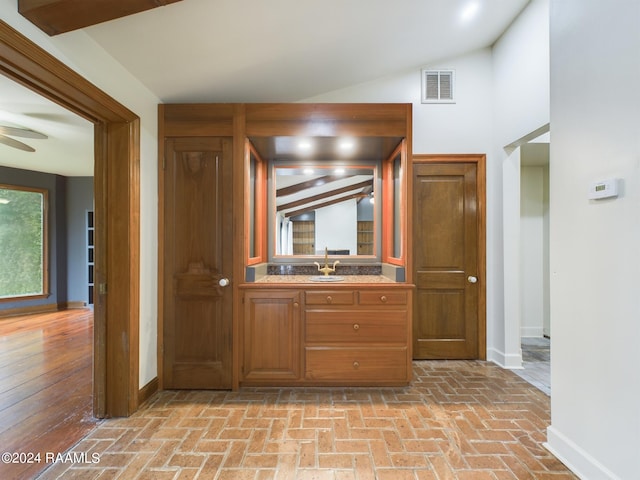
0 63 97 480
503 125 550 394
0 19 141 417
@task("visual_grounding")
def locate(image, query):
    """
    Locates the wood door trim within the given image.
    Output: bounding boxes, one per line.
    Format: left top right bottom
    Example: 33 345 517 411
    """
411 154 486 360
0 20 140 416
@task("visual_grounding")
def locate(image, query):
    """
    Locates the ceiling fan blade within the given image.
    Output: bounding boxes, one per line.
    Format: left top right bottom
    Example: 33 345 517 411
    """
0 134 36 152
0 125 48 139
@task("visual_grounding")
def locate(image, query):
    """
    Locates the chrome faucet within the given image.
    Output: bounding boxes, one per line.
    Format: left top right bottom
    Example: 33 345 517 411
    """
314 247 340 276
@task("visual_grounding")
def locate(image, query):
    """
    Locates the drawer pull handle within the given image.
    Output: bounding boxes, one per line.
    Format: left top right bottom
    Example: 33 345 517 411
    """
326 296 332 304
293 302 299 308
353 323 360 331
380 295 387 303
353 361 360 369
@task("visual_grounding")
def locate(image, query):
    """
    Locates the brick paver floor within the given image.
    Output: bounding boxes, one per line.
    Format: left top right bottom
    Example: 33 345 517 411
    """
38 361 577 479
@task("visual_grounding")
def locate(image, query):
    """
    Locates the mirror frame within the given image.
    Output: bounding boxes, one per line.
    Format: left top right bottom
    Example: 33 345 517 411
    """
245 140 267 266
382 140 406 266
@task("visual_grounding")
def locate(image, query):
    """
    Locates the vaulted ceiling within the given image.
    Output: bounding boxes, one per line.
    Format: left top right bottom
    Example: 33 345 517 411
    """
1 0 530 175
79 0 530 103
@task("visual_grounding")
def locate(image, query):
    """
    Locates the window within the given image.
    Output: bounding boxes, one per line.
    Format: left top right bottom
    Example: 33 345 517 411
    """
0 185 48 301
421 69 455 103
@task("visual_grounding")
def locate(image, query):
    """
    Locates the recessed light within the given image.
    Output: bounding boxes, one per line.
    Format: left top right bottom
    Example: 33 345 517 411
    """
297 140 312 151
334 167 345 175
338 139 355 151
303 168 314 175
460 1 480 23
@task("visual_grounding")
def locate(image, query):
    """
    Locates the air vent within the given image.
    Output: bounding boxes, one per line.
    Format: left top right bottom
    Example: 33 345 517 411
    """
421 69 455 103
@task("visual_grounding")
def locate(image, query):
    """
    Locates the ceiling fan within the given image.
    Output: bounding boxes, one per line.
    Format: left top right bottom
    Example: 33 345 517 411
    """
0 124 48 152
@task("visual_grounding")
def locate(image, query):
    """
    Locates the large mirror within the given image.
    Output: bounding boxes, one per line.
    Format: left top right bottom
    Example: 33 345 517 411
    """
248 135 403 260
274 164 376 257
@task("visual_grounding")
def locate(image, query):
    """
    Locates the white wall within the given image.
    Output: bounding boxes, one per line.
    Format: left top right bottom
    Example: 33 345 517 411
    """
519 142 550 339
1 2 160 388
546 1 640 478
315 200 357 255
305 48 494 154
520 164 546 337
501 147 523 367
542 163 550 337
493 0 550 149
492 0 550 366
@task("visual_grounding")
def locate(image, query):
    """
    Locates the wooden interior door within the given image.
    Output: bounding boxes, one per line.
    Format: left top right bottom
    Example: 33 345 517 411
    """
412 161 482 359
163 137 233 389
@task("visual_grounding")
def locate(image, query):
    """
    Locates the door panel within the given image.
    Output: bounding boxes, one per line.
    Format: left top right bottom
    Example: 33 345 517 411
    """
163 137 233 389
417 291 465 339
413 162 479 359
242 290 301 382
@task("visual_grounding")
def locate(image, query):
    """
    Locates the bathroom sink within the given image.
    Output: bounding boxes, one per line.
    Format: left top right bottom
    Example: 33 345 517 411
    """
310 275 344 282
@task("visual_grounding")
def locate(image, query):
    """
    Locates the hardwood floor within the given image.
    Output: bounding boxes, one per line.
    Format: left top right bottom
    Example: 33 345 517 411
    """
0 309 98 480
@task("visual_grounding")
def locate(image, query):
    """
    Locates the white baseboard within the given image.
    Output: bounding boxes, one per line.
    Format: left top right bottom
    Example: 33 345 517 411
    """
487 347 523 369
545 426 621 480
521 326 544 337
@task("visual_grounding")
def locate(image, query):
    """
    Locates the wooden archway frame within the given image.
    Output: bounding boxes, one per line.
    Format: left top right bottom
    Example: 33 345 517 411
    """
0 20 140 417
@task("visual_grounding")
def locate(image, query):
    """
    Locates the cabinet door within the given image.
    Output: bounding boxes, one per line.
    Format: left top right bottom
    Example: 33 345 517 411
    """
242 290 301 382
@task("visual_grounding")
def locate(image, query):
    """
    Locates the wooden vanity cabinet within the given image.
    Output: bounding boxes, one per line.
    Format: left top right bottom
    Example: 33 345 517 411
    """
305 288 412 385
239 285 413 387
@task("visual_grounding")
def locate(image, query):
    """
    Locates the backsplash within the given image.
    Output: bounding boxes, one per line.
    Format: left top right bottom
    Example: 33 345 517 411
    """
266 264 383 276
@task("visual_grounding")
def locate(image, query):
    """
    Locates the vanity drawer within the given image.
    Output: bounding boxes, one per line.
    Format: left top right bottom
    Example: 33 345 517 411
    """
305 290 355 305
305 310 407 343
305 347 407 381
358 290 408 305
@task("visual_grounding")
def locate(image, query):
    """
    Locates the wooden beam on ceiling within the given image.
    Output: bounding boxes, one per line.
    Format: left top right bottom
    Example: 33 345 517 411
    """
276 175 354 198
18 0 183 36
277 179 374 212
284 192 367 219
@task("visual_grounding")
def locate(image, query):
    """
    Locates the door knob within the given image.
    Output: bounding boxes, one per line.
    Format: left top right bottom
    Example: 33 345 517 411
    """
467 276 478 284
218 278 230 287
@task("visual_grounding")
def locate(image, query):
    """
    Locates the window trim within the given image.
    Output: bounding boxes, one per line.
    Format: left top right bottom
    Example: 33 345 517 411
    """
0 184 49 303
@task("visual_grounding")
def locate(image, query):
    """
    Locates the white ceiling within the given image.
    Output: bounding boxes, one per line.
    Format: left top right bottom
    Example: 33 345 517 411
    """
84 0 529 103
0 0 530 176
0 75 94 176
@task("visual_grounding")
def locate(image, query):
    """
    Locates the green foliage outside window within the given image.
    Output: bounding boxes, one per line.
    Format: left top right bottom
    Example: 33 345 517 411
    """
0 186 47 299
